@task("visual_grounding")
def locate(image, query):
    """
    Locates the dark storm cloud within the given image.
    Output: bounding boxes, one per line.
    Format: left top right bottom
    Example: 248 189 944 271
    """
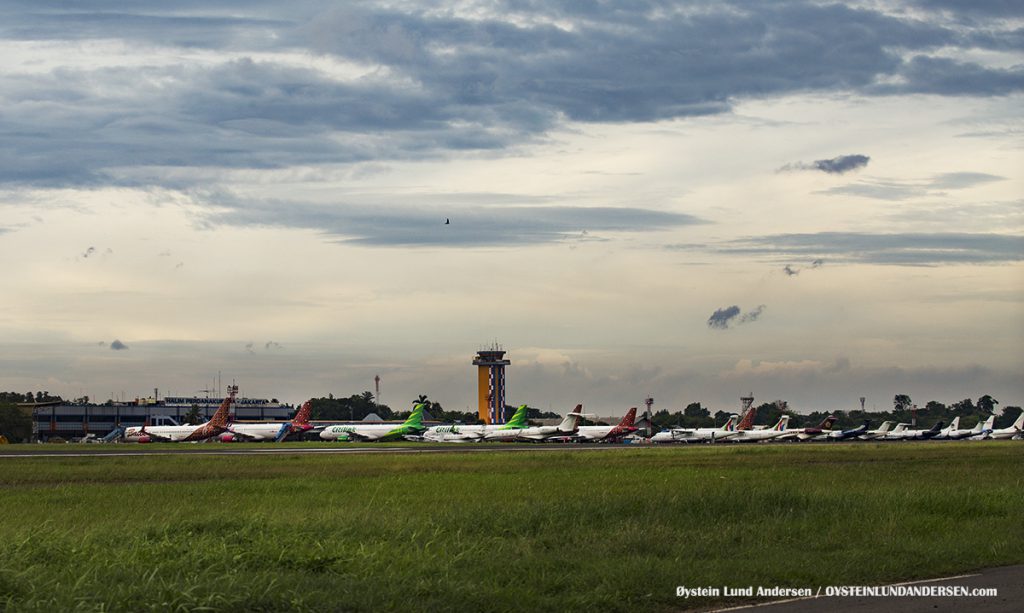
110 339 129 350
781 154 870 174
0 1 1020 191
707 304 766 329
205 195 703 247
707 306 740 330
722 232 1024 265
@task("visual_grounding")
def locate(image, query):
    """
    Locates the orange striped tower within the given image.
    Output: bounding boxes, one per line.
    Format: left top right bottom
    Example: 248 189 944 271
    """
473 345 511 424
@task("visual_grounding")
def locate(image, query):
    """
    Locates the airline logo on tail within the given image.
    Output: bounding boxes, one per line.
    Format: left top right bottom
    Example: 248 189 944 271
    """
500 404 529 430
606 407 638 438
722 415 738 432
736 406 758 431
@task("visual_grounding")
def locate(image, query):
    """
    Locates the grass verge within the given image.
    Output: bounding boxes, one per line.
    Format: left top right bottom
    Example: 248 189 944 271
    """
0 442 1021 611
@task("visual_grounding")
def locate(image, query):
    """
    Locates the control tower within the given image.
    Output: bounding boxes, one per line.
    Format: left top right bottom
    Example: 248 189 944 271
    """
473 345 511 424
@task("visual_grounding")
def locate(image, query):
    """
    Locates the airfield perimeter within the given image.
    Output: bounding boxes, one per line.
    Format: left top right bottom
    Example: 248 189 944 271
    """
0 442 1021 611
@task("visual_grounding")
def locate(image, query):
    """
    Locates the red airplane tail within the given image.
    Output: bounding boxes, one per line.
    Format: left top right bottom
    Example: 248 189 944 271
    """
736 405 758 431
618 407 637 428
291 401 312 426
208 385 238 429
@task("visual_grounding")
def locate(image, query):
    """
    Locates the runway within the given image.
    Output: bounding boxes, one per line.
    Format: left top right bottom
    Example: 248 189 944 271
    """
0 442 642 459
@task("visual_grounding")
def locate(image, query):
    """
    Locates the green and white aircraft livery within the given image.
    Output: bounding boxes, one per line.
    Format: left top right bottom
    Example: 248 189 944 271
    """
319 403 427 442
422 404 530 442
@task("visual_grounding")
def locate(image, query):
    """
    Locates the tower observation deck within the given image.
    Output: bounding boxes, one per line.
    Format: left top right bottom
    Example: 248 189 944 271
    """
473 345 511 424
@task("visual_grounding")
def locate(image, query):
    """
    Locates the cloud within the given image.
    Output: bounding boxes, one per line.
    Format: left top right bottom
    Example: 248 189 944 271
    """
707 305 741 330
781 154 870 174
708 305 766 330
722 232 1024 265
109 339 128 350
782 259 825 277
1 2 1021 191
739 305 766 324
820 172 1006 201
204 196 704 247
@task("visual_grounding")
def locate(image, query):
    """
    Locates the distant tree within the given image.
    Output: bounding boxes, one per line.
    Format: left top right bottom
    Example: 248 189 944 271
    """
310 392 392 421
924 401 947 417
893 394 912 412
683 402 710 419
713 410 732 425
976 395 998 417
183 404 203 425
951 398 976 416
0 403 32 443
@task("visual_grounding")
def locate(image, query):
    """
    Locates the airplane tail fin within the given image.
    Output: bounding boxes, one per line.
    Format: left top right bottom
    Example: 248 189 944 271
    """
982 415 995 431
557 405 584 432
209 385 238 429
773 415 789 431
948 416 960 431
877 421 892 433
928 421 943 432
618 407 637 428
291 401 312 426
504 404 529 428
402 403 427 428
736 406 758 431
820 415 838 430
721 415 738 431
1011 411 1024 431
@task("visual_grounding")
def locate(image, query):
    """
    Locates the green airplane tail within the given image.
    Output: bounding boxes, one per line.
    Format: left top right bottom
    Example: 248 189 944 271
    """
501 404 529 429
403 403 426 428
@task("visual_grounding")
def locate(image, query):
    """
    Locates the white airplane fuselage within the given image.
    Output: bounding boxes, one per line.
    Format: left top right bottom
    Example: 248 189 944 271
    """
320 424 403 441
222 423 293 442
123 425 213 442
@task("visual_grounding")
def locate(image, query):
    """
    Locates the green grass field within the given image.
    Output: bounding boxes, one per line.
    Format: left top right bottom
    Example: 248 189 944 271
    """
0 443 1021 611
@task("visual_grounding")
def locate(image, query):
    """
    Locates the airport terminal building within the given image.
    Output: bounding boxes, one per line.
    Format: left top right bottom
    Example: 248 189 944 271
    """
30 395 294 441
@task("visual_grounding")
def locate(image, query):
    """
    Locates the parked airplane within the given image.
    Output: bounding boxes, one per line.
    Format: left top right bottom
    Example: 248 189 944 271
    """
825 421 869 441
483 404 587 441
931 416 974 440
985 411 1024 440
859 421 893 440
650 415 739 443
726 416 790 442
220 401 313 442
574 407 638 442
319 404 427 442
777 415 838 441
967 415 996 440
124 385 236 443
887 421 944 440
421 405 529 442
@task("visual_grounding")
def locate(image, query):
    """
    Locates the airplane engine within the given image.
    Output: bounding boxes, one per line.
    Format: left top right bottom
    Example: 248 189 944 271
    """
137 435 151 444
219 433 237 443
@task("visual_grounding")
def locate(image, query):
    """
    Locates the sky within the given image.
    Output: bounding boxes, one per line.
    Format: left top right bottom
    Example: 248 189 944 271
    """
0 0 1022 416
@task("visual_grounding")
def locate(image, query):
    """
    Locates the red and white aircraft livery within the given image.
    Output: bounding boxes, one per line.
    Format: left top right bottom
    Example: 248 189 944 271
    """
220 401 314 442
575 407 639 442
124 385 237 443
